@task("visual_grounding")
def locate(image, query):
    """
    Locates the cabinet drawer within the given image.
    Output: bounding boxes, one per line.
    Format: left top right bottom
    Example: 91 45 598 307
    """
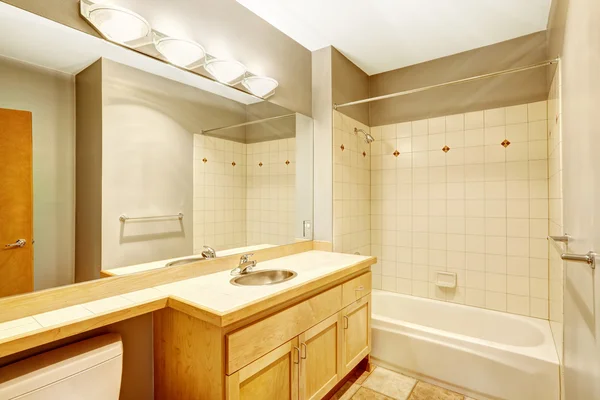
226 285 342 374
341 272 371 308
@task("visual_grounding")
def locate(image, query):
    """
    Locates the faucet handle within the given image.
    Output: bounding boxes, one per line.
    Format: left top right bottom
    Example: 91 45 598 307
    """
239 253 254 263
202 245 217 259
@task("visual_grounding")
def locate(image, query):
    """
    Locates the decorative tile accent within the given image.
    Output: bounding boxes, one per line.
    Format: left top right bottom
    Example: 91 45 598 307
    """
285 160 290 165
363 151 367 157
231 161 236 166
258 162 263 167
501 139 511 148
442 145 450 153
393 150 400 157
341 144 345 151
202 158 207 163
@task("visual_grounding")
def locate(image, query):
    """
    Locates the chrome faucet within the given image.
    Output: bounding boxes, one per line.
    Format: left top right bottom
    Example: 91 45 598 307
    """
231 253 256 276
201 245 217 259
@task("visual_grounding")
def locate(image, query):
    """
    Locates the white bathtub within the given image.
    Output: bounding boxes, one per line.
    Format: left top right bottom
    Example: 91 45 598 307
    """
371 290 559 400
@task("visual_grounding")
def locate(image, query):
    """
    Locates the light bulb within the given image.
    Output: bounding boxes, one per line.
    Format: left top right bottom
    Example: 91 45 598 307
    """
89 5 150 44
155 37 206 67
204 59 247 84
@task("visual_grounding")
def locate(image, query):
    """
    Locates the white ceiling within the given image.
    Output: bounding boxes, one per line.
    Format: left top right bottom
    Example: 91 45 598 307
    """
236 0 552 75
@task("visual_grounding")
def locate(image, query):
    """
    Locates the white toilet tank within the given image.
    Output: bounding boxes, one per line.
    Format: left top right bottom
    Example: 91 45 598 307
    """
0 334 123 400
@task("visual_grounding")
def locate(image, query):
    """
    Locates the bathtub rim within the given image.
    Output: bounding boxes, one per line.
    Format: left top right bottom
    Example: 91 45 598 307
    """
371 289 559 365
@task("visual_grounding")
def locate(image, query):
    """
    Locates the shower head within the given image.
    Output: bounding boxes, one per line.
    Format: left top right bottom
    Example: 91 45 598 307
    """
354 128 375 144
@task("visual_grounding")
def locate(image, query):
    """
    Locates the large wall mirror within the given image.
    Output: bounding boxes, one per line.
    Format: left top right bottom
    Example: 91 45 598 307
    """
0 2 313 298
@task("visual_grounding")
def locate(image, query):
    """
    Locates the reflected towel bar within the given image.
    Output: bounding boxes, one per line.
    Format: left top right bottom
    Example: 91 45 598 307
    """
548 234 571 243
561 251 596 269
119 212 184 222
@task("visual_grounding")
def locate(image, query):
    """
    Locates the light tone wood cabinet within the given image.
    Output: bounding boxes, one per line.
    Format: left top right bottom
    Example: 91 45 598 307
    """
342 295 371 374
226 338 299 400
154 272 372 400
299 313 343 400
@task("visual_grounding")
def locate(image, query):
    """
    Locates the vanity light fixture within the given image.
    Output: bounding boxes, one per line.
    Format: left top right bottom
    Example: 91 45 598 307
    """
155 37 206 68
86 3 151 45
80 0 278 98
204 59 247 84
241 76 279 98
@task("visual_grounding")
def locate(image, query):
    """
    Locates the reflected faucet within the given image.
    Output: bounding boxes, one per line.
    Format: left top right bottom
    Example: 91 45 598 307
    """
201 245 217 259
231 253 257 276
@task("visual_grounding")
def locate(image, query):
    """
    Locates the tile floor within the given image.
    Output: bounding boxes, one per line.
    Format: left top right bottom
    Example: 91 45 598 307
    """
330 365 477 400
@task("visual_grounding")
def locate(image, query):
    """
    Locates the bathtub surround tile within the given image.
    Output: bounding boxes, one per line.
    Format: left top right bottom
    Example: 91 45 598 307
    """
407 381 464 400
363 367 417 399
337 102 549 320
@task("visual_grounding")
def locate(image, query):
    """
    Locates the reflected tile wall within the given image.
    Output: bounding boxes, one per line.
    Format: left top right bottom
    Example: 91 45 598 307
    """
193 136 296 252
370 102 549 318
246 138 296 246
193 135 247 252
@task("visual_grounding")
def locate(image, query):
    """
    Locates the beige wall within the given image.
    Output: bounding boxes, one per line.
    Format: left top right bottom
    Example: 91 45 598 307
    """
75 58 251 276
0 56 75 290
2 0 312 116
547 0 600 398
332 47 370 126
75 59 102 282
100 59 196 269
312 47 334 242
368 32 550 126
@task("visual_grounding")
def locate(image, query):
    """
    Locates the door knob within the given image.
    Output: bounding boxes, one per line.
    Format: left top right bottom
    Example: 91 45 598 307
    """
5 239 26 249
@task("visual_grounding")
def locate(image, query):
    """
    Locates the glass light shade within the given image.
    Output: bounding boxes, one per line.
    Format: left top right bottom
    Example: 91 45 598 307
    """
204 59 247 84
242 76 279 97
155 37 206 67
89 5 150 44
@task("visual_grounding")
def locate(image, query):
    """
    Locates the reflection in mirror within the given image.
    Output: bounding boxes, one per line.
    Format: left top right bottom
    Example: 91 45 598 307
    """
0 3 313 298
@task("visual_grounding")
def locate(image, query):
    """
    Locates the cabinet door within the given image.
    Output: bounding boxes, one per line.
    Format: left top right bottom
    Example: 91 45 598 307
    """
341 295 371 375
226 337 299 400
299 313 343 400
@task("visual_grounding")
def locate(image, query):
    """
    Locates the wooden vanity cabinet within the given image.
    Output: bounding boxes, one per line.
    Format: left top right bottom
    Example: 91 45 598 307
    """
154 271 372 400
226 338 300 400
298 313 344 400
341 295 371 375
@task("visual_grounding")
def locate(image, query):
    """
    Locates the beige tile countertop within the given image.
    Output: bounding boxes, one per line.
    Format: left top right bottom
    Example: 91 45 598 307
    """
156 251 372 314
0 250 375 357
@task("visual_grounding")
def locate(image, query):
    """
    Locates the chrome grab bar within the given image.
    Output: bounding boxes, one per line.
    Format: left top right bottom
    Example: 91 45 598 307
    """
561 251 596 270
548 234 571 244
119 212 183 222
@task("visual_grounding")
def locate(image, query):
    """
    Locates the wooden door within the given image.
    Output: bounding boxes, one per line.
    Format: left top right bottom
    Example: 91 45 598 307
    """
299 313 343 400
227 337 299 400
341 295 371 374
0 108 33 297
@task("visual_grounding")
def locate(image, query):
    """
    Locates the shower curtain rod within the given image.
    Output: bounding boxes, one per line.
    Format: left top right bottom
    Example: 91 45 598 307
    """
199 113 296 134
333 58 560 110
